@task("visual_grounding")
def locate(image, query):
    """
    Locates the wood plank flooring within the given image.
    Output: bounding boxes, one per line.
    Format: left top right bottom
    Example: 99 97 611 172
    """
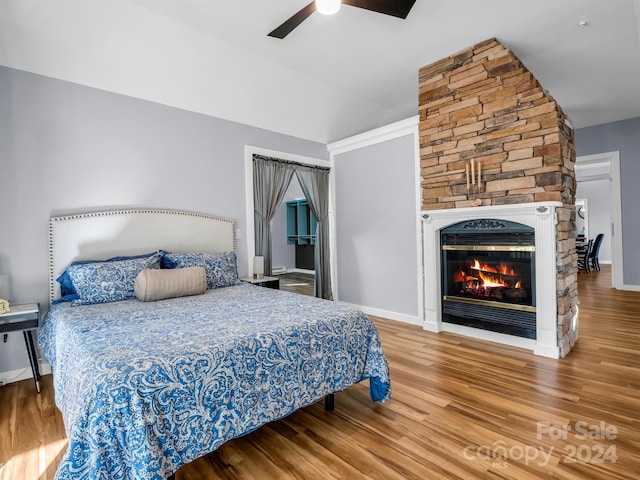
278 272 315 296
1 266 639 479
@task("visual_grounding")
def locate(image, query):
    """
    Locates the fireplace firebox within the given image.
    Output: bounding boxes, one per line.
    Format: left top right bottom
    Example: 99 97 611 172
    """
440 219 536 339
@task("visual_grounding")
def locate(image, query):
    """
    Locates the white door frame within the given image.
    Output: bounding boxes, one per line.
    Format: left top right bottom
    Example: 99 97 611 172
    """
575 151 623 289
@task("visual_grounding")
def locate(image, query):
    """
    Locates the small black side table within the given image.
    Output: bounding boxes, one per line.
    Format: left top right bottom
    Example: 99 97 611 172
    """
241 276 280 290
0 303 41 392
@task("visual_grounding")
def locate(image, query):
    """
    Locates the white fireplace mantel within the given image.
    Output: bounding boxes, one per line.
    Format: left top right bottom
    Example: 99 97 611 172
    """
421 201 564 358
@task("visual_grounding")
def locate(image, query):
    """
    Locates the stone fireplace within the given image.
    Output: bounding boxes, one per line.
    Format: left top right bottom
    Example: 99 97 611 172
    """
419 38 579 357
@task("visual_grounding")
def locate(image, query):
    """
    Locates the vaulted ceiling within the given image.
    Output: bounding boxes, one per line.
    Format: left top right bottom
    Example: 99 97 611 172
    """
1 0 639 143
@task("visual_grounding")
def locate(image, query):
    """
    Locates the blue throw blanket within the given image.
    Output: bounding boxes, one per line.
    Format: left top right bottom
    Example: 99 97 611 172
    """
39 283 391 479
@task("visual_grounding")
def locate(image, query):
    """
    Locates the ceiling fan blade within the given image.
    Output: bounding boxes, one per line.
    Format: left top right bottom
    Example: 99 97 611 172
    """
342 0 416 19
268 1 317 39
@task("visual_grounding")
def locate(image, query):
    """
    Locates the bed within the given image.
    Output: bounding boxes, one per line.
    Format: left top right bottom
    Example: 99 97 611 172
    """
38 209 391 480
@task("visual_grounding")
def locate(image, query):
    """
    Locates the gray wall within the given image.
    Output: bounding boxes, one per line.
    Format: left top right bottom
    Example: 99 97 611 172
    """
0 66 327 374
574 117 640 286
334 134 419 318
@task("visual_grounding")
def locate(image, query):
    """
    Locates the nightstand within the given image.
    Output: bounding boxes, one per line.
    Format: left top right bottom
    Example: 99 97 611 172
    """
0 303 41 392
241 276 280 290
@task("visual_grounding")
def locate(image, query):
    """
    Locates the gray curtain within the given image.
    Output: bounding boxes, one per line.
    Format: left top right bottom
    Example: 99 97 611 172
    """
295 165 333 300
253 155 295 276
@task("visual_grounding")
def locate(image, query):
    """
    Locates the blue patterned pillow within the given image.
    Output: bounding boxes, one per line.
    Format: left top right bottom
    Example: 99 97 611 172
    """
68 253 162 305
55 252 159 303
161 251 240 289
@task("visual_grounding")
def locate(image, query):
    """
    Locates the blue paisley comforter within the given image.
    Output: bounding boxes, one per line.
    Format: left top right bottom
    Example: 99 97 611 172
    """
39 283 391 479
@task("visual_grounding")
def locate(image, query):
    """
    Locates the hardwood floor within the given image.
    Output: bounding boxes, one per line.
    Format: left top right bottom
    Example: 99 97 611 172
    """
278 272 315 296
1 266 639 479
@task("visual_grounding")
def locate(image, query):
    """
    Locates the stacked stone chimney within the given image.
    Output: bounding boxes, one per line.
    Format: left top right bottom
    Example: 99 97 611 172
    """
418 38 578 356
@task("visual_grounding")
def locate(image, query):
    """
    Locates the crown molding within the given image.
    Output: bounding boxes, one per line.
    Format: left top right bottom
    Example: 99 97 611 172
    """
328 116 419 156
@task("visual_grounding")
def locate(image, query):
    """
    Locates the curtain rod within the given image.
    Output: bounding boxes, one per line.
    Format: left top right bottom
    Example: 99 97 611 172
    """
253 154 330 172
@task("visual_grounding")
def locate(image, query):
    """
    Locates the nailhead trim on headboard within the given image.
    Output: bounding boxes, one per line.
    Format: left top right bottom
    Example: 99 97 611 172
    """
48 209 236 304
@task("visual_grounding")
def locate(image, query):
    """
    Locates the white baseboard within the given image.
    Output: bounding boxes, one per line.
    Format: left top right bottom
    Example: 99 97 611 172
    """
0 361 51 386
288 268 315 275
339 302 421 326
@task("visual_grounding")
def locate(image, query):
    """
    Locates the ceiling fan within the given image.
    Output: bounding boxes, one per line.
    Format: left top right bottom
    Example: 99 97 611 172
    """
268 0 417 39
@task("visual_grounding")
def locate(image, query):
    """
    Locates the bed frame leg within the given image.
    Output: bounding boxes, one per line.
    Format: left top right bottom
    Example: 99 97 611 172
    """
324 393 334 411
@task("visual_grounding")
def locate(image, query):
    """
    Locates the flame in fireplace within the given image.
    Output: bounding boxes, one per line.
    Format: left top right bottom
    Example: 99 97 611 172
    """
462 259 522 289
470 259 516 276
453 270 468 283
452 257 528 303
477 270 510 288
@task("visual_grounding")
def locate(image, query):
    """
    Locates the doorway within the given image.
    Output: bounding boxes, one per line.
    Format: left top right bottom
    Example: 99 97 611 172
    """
272 178 316 274
575 151 622 289
243 145 335 294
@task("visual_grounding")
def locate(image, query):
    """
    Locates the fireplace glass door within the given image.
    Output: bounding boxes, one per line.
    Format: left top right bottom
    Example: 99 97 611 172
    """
440 219 536 339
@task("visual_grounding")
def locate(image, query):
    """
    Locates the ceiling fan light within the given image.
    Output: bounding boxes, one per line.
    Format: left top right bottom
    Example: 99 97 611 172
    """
316 0 341 15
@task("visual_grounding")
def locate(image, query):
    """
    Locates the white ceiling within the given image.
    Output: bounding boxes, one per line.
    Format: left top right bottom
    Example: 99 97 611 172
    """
1 0 640 144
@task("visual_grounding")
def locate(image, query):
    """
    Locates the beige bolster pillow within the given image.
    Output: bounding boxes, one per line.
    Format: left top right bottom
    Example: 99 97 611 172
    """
134 266 207 302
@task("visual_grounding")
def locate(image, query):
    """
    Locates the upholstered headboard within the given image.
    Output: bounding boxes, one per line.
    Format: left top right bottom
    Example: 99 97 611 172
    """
48 209 236 304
